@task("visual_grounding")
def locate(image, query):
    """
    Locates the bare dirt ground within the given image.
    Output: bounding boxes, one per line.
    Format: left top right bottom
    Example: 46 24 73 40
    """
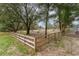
36 32 79 56
18 29 79 56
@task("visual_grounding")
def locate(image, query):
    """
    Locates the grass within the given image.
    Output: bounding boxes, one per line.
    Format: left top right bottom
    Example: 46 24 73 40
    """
55 39 64 48
0 32 34 56
18 31 26 35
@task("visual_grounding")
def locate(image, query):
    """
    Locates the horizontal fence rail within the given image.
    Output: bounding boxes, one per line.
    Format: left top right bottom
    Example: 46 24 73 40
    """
13 33 36 49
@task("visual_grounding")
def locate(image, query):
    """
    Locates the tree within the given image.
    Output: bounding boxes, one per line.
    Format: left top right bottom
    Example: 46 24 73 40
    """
0 4 22 32
54 4 76 35
5 3 39 34
38 3 55 38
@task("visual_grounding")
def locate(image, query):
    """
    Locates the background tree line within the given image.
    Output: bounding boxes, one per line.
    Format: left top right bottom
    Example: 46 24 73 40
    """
0 3 79 37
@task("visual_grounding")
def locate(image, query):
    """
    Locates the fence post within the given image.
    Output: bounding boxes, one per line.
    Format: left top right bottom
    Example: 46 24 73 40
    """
34 37 37 55
54 33 56 43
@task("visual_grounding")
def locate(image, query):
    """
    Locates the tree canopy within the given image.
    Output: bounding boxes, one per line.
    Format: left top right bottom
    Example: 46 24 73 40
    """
0 3 79 37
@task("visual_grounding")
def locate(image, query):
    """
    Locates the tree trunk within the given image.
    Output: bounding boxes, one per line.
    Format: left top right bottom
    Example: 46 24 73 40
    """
14 30 17 33
58 8 62 34
58 8 66 35
26 24 30 35
61 24 66 35
45 19 48 38
59 20 62 31
26 27 30 35
45 4 49 38
25 3 30 35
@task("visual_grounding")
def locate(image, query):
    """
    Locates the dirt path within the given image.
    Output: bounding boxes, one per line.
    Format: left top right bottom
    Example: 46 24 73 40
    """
65 36 79 55
36 34 79 56
64 32 79 55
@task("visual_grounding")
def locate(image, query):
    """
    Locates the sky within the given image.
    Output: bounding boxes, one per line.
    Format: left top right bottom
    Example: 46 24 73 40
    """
72 21 79 25
38 10 57 28
38 21 45 28
38 17 79 29
37 6 79 28
38 18 57 28
72 17 79 26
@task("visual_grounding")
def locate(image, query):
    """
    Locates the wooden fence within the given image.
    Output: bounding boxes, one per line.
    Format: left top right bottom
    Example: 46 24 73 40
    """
13 31 61 52
35 32 61 51
14 33 36 49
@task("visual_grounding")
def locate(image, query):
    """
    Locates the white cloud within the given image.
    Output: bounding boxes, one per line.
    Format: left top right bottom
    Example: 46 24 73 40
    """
72 21 79 25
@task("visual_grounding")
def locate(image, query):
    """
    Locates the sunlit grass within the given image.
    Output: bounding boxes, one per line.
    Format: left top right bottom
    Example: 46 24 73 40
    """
0 32 32 56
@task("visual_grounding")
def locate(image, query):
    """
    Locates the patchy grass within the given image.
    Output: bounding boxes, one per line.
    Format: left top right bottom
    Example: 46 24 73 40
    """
18 31 26 35
55 39 64 48
0 32 34 56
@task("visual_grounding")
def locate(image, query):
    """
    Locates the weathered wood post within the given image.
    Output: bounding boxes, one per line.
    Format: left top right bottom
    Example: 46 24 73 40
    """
54 33 57 43
34 37 37 55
